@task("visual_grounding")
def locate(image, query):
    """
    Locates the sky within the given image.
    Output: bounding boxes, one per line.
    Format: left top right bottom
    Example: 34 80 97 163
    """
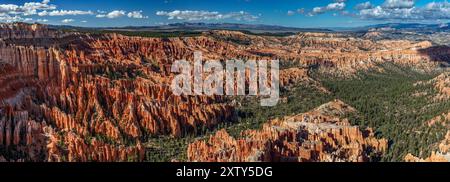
0 0 448 28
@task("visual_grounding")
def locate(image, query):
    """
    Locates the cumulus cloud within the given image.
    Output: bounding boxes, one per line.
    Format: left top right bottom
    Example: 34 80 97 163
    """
61 18 74 23
355 2 374 10
0 5 20 14
96 10 126 18
127 11 148 19
382 0 415 9
311 2 346 15
156 10 258 21
20 0 56 15
357 1 450 20
0 0 91 23
0 0 56 16
38 10 93 16
0 15 30 22
0 1 145 23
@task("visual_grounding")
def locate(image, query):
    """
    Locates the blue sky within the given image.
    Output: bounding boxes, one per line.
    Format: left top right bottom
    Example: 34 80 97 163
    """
0 0 447 27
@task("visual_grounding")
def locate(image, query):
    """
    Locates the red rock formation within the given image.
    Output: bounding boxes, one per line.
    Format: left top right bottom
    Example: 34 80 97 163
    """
0 23 235 161
0 23 69 39
407 73 450 162
44 127 145 162
187 100 388 162
431 72 450 101
0 106 47 161
280 67 329 93
0 23 447 162
280 68 311 86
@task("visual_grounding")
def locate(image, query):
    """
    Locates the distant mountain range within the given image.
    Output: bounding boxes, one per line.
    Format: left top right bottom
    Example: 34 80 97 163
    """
48 22 450 33
49 22 332 33
335 23 450 32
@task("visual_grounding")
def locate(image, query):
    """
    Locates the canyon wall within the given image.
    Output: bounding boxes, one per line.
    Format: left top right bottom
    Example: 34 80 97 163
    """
0 23 234 161
0 23 448 161
187 100 388 162
406 72 450 162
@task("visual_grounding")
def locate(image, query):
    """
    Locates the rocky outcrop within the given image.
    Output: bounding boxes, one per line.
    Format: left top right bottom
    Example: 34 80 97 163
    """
405 131 450 162
0 62 37 107
84 30 448 77
202 31 446 77
44 126 145 162
0 23 447 162
408 73 450 162
427 112 450 127
414 72 449 101
0 23 68 39
431 72 450 101
280 67 329 92
187 100 388 162
0 106 47 162
0 23 235 161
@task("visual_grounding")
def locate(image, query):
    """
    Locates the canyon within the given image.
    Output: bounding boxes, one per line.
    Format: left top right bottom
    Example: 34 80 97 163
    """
406 72 450 162
0 23 449 162
187 100 388 162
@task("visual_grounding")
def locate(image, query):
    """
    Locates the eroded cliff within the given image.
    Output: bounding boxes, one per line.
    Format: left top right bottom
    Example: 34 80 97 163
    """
187 100 388 162
0 23 448 162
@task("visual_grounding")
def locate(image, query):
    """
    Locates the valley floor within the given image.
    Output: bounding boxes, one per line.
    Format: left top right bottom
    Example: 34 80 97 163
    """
144 64 450 162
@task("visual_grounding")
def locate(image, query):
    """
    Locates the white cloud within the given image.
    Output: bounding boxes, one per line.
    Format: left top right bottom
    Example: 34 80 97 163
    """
0 15 32 23
355 2 374 10
38 10 93 16
311 2 346 15
0 0 56 16
0 1 143 23
19 0 57 15
0 14 27 22
328 2 346 10
356 1 450 20
0 4 20 14
96 10 126 18
0 0 57 22
61 18 74 23
81 20 87 23
127 11 148 19
382 0 415 9
156 10 258 21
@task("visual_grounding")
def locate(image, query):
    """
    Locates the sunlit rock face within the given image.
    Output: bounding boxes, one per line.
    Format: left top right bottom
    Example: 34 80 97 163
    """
0 24 234 161
0 23 447 162
187 100 388 162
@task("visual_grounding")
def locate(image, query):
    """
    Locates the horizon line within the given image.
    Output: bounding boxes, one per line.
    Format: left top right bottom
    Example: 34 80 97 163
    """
1 21 448 30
